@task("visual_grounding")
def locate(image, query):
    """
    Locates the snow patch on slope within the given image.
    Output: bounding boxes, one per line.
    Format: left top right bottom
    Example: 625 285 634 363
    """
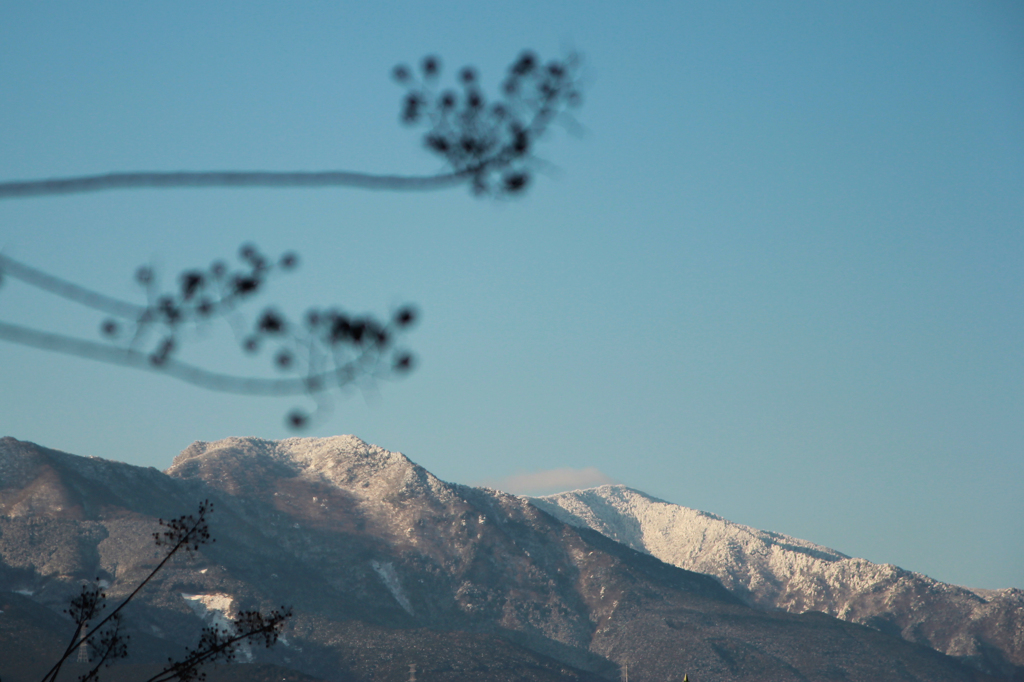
181 592 252 662
371 560 414 615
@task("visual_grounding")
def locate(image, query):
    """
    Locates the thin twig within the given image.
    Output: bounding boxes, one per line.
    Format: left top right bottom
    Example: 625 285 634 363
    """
0 254 145 319
0 168 476 200
43 623 84 682
0 320 370 396
37 510 208 682
143 616 288 682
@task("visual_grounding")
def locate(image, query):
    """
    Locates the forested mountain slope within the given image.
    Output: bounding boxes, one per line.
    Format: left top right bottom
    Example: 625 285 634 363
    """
0 436 1005 681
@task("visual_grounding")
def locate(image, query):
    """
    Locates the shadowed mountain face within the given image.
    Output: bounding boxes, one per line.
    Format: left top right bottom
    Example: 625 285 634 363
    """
0 436 1007 682
531 485 1024 680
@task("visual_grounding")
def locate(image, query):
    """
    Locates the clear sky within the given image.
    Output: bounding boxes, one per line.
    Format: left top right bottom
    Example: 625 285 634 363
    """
1 1 1021 590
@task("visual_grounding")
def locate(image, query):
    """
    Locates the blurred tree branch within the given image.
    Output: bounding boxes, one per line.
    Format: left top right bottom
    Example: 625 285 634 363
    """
0 51 582 200
0 50 583 428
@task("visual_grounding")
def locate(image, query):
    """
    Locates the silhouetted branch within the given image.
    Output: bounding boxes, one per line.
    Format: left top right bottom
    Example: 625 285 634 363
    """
41 503 218 682
78 614 128 682
0 254 144 318
0 51 580 427
0 50 582 200
0 320 396 395
394 50 583 195
0 169 469 200
39 502 293 682
144 607 292 682
45 583 105 682
0 245 416 428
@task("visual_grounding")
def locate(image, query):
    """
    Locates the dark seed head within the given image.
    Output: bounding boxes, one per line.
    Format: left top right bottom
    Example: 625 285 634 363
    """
330 315 352 344
512 130 529 154
394 306 417 327
278 252 299 270
421 55 440 77
258 309 286 335
503 173 528 191
503 172 529 193
426 134 450 153
180 271 204 300
233 276 260 296
158 296 180 323
210 261 227 278
513 51 537 75
392 64 411 82
402 94 422 123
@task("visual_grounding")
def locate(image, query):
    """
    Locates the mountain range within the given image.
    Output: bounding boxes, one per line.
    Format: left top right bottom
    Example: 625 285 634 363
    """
531 485 1024 679
0 435 1018 681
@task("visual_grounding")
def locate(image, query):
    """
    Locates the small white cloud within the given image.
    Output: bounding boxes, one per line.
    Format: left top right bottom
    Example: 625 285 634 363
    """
480 466 618 496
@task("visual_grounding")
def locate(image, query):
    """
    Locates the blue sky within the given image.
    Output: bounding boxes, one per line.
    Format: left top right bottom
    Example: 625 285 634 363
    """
1 1 1021 589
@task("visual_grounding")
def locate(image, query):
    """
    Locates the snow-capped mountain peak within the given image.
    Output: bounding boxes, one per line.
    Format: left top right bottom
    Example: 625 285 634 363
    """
529 484 1024 677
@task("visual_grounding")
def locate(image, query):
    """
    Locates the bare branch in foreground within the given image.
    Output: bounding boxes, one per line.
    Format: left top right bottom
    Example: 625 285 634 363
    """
0 50 582 201
0 245 417 429
41 504 218 682
40 502 292 682
0 169 468 200
145 607 292 682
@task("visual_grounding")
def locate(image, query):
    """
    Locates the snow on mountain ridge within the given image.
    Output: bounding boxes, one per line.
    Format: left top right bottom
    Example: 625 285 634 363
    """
530 483 1024 675
168 434 401 475
530 484 956 605
167 435 456 506
530 483 853 606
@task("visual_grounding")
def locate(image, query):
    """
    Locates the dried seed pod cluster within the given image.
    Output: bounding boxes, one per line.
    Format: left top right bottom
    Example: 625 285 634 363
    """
44 501 294 682
394 51 583 195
